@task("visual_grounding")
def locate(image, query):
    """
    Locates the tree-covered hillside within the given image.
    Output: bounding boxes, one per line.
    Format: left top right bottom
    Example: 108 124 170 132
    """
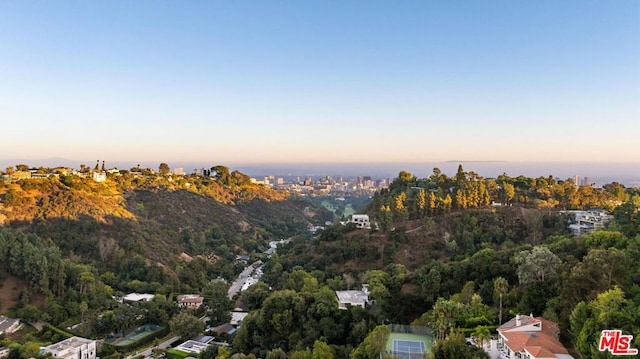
0 165 328 327
240 167 640 358
1 164 639 359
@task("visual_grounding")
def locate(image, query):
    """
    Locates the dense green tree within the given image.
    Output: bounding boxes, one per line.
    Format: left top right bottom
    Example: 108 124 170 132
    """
417 267 441 305
211 165 232 185
239 282 271 310
513 246 561 284
350 325 389 359
203 281 233 326
198 345 219 359
518 281 556 316
570 286 639 358
430 331 488 359
311 340 334 359
19 342 42 359
568 248 630 303
265 348 287 359
613 198 640 237
169 312 203 340
159 163 170 175
431 298 464 340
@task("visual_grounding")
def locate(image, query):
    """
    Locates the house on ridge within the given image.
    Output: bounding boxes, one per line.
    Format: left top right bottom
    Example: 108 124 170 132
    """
348 214 371 229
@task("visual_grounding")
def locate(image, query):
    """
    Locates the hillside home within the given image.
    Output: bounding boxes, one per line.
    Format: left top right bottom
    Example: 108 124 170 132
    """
92 171 106 182
43 336 97 359
0 347 9 358
177 294 204 310
335 284 370 309
230 311 248 326
122 293 155 302
496 314 573 359
348 214 371 229
0 316 21 335
10 171 32 180
564 209 613 236
174 339 212 355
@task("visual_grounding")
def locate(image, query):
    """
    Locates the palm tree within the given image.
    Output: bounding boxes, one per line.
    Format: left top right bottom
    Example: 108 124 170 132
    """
473 325 491 348
494 277 509 325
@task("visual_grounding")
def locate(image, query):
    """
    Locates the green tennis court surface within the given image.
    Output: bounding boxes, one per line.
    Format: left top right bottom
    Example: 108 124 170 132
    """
385 330 434 359
105 324 164 347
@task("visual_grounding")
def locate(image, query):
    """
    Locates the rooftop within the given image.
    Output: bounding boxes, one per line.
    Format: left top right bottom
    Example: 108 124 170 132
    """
0 316 20 333
174 340 211 354
177 294 204 303
123 293 155 302
498 315 571 359
45 337 94 352
335 288 369 309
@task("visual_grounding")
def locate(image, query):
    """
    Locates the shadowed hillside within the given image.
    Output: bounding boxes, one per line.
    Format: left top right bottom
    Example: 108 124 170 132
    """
0 171 327 281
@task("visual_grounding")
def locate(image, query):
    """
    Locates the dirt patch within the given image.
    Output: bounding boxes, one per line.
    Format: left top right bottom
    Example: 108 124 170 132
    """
0 271 25 313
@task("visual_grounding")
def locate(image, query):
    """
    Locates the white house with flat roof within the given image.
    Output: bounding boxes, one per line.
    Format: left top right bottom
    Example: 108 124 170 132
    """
123 293 155 302
174 340 211 354
335 284 370 309
348 214 371 229
43 336 97 359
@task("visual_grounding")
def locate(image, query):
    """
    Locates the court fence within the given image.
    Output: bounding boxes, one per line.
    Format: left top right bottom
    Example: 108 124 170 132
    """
387 324 433 337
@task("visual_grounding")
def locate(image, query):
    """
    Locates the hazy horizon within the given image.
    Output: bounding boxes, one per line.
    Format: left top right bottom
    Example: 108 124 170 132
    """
2 157 638 187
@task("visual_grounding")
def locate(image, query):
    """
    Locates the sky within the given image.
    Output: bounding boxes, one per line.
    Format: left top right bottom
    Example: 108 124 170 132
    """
1 1 639 166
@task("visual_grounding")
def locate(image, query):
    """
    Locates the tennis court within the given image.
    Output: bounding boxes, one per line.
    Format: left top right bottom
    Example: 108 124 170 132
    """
393 339 425 358
385 327 434 359
105 324 164 347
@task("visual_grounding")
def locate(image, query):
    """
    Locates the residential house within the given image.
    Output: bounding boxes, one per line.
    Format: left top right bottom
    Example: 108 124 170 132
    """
335 284 370 310
0 347 9 358
92 171 106 183
565 209 613 236
348 214 371 229
177 294 204 310
0 316 21 335
496 314 573 359
43 336 97 359
174 339 211 355
122 293 155 302
230 311 248 326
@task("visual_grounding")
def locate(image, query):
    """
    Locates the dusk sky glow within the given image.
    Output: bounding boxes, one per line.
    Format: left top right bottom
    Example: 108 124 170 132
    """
1 1 639 165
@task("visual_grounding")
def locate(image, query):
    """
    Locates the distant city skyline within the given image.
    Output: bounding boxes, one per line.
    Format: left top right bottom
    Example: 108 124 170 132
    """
1 1 639 164
1 158 638 188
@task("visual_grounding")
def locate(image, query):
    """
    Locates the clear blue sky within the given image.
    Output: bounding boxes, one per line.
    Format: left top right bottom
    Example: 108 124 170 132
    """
1 1 638 165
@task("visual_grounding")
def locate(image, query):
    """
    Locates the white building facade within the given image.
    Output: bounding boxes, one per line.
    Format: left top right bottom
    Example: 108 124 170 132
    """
348 214 371 229
43 337 97 359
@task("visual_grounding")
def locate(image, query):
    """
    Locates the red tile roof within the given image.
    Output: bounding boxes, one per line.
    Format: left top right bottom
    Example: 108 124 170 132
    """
498 315 571 359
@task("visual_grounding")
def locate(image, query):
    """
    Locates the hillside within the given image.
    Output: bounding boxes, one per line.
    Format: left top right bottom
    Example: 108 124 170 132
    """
278 206 556 276
257 170 639 358
1 167 639 359
0 171 327 283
